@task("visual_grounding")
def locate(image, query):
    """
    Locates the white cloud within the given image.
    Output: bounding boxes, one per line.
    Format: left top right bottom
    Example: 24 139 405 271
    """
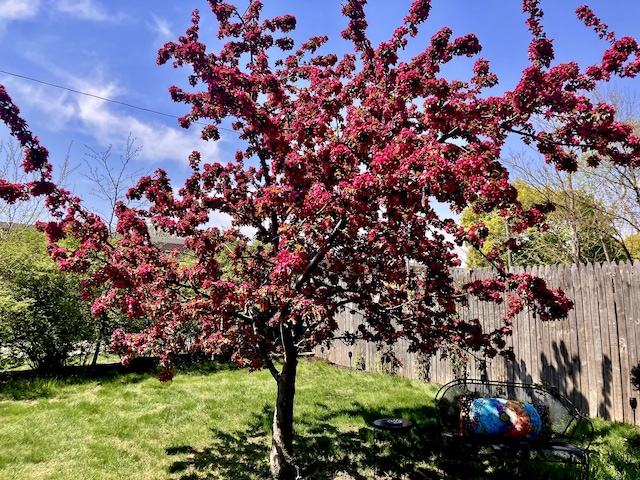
0 0 40 31
0 0 39 20
71 88 234 230
0 75 76 128
0 0 125 32
2 69 221 166
54 0 125 23
150 14 173 40
71 82 221 165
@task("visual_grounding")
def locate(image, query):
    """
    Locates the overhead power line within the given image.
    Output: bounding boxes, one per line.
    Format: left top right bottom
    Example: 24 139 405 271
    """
0 68 232 132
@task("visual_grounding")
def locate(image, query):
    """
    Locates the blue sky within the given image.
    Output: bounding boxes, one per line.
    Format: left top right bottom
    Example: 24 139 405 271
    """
1 0 640 219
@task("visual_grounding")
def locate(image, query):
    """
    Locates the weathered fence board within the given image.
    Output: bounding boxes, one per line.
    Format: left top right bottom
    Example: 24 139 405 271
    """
317 261 640 424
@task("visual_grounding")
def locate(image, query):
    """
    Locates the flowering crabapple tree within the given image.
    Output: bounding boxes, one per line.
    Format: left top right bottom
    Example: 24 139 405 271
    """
3 0 640 478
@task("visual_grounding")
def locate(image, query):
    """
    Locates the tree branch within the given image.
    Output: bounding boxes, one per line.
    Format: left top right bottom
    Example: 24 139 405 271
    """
295 216 347 290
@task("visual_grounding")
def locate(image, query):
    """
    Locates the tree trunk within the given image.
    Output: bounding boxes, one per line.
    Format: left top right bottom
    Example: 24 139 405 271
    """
91 315 108 369
270 351 298 480
91 338 101 368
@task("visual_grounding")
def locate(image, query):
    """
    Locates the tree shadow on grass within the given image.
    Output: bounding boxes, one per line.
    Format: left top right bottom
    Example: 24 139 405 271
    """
294 401 443 479
164 396 593 480
166 404 272 480
165 401 444 479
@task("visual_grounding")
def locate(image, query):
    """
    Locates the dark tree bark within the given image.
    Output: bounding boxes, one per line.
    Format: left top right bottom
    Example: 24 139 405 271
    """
269 325 299 480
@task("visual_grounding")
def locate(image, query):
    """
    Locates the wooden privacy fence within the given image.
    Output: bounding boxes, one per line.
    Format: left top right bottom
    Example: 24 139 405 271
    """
315 261 640 424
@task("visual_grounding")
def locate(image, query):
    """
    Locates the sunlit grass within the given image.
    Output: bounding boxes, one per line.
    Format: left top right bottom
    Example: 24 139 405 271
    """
0 359 638 479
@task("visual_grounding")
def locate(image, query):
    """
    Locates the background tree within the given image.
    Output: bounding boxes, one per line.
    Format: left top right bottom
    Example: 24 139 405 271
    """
0 228 94 371
0 138 73 229
508 149 630 262
625 232 640 258
81 135 151 366
462 178 627 267
581 87 640 255
81 134 146 235
3 1 640 478
0 135 150 370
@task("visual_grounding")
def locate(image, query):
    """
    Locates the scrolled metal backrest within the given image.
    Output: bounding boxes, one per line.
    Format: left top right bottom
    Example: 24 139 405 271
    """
435 378 581 440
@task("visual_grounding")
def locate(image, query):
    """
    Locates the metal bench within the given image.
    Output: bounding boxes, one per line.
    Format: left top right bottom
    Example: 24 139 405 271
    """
435 378 594 479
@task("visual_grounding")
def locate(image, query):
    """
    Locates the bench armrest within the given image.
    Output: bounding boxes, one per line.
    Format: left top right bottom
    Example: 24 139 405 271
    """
565 414 594 450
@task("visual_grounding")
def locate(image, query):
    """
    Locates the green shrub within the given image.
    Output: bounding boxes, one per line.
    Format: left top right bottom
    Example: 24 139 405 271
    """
0 228 95 371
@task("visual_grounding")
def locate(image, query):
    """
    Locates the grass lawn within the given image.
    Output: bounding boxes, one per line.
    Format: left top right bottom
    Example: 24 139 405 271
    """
0 359 639 479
